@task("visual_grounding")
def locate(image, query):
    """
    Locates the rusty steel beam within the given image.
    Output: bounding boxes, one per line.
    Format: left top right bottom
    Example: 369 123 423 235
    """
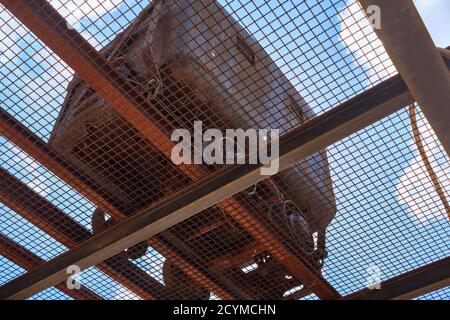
0 0 339 298
0 234 102 300
0 105 336 299
156 232 254 300
345 257 450 300
0 71 417 300
0 0 185 169
0 111 238 300
358 0 450 157
209 242 264 271
186 219 227 241
0 167 167 300
1 0 448 301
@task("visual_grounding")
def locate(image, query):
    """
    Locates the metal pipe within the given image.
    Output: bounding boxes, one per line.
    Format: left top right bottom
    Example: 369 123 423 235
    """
408 104 450 218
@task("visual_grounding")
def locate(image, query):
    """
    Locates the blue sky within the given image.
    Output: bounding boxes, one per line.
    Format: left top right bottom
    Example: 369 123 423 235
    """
0 0 449 300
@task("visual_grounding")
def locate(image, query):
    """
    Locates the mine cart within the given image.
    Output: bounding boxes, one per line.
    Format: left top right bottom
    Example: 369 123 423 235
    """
50 0 336 299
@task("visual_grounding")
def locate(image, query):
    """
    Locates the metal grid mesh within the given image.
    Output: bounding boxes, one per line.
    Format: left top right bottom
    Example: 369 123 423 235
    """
0 255 26 285
415 286 450 301
0 0 448 300
28 287 73 300
320 104 449 295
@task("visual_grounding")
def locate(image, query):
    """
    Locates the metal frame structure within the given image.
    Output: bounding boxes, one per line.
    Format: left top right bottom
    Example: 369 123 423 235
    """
1 0 340 300
0 234 103 300
345 257 450 300
0 109 237 300
0 0 339 300
0 166 168 300
0 0 449 300
0 71 433 300
357 0 450 157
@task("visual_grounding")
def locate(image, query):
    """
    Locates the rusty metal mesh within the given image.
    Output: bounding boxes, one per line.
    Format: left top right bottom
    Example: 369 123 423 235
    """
415 286 450 300
0 0 448 300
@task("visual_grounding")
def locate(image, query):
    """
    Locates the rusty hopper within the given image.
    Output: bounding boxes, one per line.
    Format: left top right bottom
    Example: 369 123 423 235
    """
50 0 336 299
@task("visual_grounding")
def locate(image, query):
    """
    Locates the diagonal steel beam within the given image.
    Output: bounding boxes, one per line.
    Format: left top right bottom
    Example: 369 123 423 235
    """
0 234 103 300
0 167 167 299
0 102 338 299
358 0 450 157
0 163 242 299
345 257 450 300
0 111 239 300
0 0 339 298
0 71 417 300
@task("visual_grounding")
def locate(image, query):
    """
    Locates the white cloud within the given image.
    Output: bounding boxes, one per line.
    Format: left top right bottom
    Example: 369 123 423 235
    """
338 0 396 85
1 0 127 136
0 5 71 117
114 286 142 300
396 117 450 223
338 0 449 223
1 0 125 66
49 0 125 48
0 7 29 64
24 50 74 122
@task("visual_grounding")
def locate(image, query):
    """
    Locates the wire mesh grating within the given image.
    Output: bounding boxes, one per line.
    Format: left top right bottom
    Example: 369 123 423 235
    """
415 286 450 301
0 0 448 300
